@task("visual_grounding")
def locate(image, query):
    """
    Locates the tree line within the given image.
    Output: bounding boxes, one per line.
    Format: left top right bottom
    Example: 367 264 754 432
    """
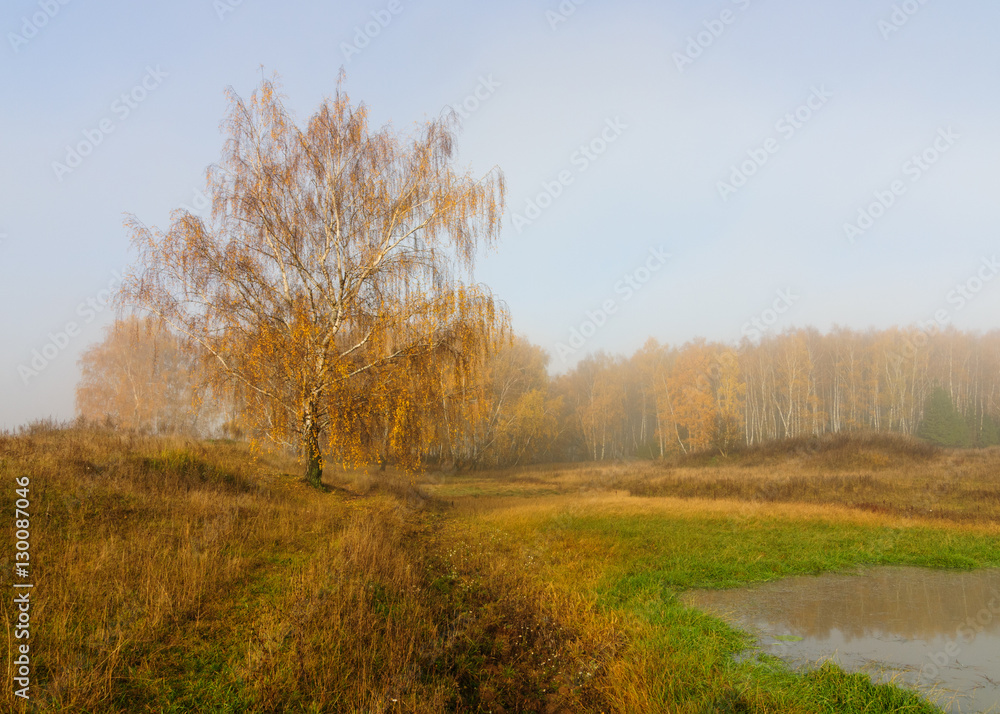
77 320 1000 466
552 327 1000 458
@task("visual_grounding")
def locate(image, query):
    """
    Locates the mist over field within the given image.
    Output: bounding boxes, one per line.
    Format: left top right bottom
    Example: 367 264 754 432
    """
4 2 1000 712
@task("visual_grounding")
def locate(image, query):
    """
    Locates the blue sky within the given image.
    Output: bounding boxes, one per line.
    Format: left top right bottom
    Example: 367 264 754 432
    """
2 0 999 428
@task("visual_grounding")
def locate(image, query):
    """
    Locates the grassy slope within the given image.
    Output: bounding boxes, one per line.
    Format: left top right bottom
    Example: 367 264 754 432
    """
1 428 617 713
3 428 998 712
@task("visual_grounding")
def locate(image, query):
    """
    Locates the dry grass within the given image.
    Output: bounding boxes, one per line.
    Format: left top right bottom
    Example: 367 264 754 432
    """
427 432 1000 525
2 427 338 710
5 427 995 711
0 426 623 713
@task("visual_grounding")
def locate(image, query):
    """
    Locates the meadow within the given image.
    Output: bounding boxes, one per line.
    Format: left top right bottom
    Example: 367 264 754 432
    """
4 425 1000 712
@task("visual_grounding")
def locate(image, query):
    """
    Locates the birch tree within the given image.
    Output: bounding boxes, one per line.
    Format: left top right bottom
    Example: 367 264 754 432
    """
121 76 507 487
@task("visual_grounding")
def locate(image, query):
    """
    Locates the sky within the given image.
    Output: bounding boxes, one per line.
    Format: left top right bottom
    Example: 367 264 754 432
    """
2 0 1000 429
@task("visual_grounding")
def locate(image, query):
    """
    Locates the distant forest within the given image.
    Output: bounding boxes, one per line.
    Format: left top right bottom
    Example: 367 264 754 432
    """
76 318 1000 467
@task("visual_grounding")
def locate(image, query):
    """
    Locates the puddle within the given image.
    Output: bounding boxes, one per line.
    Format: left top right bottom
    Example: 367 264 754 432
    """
681 567 1000 713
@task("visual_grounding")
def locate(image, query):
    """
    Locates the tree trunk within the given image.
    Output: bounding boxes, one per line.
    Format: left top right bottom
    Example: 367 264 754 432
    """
305 449 323 489
303 409 325 490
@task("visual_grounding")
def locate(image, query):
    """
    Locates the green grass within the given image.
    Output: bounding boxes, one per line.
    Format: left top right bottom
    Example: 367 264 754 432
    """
447 500 1000 712
561 514 1000 592
588 514 994 711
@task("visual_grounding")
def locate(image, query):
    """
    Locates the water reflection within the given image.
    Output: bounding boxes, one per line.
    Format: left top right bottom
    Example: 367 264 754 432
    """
682 567 1000 713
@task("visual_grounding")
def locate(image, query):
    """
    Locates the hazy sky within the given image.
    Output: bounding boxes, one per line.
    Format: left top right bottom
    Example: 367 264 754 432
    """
3 0 999 429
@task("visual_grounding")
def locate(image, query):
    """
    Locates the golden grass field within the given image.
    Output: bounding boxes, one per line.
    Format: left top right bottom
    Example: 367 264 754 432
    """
4 426 999 712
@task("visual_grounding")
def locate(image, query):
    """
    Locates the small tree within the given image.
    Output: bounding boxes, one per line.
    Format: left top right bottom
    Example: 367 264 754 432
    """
122 76 507 487
76 317 217 434
442 335 560 468
916 387 970 448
